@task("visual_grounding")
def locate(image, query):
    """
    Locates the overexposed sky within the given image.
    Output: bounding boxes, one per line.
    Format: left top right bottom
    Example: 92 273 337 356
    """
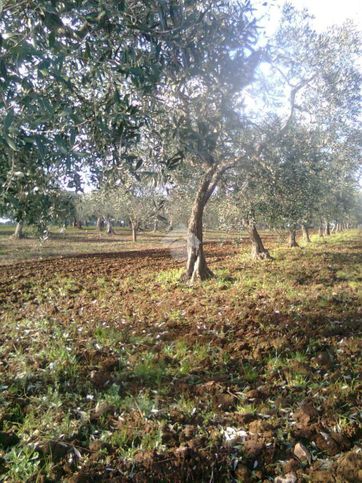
289 0 361 30
257 0 362 36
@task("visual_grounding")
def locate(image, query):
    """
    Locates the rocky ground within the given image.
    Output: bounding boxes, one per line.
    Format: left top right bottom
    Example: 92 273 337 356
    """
0 231 361 482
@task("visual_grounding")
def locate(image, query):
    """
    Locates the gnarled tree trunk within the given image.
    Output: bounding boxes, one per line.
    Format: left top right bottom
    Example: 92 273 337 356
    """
182 165 219 283
301 224 311 243
288 229 299 248
244 220 272 259
324 221 330 236
13 221 24 239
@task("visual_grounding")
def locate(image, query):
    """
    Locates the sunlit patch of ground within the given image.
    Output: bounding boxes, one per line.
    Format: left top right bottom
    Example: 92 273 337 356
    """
0 225 246 265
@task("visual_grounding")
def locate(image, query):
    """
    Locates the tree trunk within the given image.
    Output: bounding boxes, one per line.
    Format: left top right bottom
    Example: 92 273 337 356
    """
324 221 330 236
318 223 324 237
302 224 311 243
182 166 218 283
166 215 173 232
13 221 24 239
96 217 104 231
131 221 138 242
288 229 299 248
153 220 158 233
245 221 272 259
106 219 114 235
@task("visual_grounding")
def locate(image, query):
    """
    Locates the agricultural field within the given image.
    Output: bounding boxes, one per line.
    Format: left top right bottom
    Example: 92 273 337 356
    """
1 2 362 481
0 230 361 482
0 226 239 265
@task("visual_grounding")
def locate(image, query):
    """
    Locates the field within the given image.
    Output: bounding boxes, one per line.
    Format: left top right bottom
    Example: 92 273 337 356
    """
0 226 238 265
0 228 361 482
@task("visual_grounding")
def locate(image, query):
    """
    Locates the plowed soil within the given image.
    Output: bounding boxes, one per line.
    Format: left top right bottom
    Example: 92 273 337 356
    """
0 232 361 482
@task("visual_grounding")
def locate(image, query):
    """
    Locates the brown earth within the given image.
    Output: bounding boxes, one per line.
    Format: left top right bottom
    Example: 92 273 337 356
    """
0 233 361 482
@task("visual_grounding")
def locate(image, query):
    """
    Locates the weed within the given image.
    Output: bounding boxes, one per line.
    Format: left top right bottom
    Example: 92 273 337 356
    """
4 446 41 481
236 403 257 415
155 268 184 285
133 352 166 385
242 364 259 382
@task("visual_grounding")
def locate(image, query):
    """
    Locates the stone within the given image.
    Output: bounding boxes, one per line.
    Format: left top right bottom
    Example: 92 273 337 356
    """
293 442 312 464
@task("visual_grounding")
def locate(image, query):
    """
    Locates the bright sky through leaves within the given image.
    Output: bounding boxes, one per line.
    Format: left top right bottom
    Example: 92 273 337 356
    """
258 0 361 36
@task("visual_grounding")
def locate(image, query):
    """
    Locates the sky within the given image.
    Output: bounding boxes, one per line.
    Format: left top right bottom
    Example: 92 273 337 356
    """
257 0 362 34
288 0 361 30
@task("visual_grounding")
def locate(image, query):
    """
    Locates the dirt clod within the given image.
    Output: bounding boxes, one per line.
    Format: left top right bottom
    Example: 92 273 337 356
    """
0 431 19 449
274 472 297 483
336 449 362 482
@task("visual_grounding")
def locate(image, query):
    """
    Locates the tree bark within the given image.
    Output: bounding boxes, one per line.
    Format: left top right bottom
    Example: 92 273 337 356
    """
73 219 82 229
324 221 330 236
166 215 173 232
301 224 311 243
245 221 272 259
288 229 299 247
106 219 114 235
182 166 218 283
13 221 24 239
96 217 104 231
318 223 324 237
131 221 138 242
